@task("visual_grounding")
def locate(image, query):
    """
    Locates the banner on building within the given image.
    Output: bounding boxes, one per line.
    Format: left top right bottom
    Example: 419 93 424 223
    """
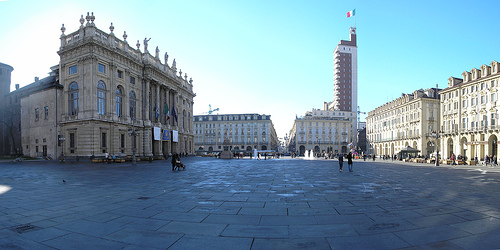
153 127 161 141
162 130 170 141
172 130 178 142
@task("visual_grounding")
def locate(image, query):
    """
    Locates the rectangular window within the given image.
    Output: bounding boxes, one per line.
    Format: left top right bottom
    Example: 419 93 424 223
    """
69 65 77 75
44 106 48 119
35 108 39 121
69 133 75 148
120 134 125 148
130 76 135 84
101 132 107 148
98 63 106 73
491 93 497 102
117 70 123 78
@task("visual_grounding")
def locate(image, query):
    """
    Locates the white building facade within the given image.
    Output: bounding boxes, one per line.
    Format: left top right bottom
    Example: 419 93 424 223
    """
193 114 278 154
366 88 440 157
439 61 500 161
287 108 356 156
20 13 196 159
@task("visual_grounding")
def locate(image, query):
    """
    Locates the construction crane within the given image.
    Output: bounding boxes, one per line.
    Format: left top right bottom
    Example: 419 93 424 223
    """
205 104 219 115
357 106 366 123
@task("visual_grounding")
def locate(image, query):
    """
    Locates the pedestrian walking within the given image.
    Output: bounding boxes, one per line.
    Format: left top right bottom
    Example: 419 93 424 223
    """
338 154 344 172
347 152 353 172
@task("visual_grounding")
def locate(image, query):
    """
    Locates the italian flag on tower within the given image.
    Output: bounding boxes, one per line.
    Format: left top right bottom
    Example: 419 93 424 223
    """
347 9 355 18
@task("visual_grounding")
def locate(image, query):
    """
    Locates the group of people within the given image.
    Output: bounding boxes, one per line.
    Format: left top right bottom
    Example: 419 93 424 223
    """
170 153 186 171
337 152 354 172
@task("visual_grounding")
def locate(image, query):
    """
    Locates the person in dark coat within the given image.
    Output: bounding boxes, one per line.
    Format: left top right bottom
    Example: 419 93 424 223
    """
347 152 353 172
338 154 344 172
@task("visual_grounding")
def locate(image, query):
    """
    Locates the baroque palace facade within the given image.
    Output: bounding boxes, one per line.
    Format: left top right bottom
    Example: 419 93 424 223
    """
18 13 195 159
366 88 440 157
287 106 356 156
439 61 500 161
193 113 278 154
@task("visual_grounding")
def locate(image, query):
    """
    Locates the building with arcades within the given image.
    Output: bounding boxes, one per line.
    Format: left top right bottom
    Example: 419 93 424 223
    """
287 108 356 156
18 12 195 159
438 61 500 162
366 87 440 158
193 113 278 155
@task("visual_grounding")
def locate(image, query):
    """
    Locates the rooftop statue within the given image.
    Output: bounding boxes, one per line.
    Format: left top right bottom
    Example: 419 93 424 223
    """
143 37 151 52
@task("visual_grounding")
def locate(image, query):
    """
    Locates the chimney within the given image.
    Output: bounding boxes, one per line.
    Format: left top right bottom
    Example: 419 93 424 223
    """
15 84 19 90
35 77 39 82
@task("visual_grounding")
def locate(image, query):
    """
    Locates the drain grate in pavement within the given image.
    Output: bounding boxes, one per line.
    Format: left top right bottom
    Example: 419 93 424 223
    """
10 224 42 234
137 196 151 200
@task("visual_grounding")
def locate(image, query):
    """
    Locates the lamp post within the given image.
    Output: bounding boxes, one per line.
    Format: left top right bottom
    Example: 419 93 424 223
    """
129 116 138 165
430 130 441 166
58 137 65 162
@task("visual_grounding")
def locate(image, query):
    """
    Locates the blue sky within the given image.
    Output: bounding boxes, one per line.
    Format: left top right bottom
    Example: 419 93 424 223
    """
1 0 500 139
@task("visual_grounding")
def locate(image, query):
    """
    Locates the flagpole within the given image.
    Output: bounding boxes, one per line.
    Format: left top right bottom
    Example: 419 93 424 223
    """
354 9 356 28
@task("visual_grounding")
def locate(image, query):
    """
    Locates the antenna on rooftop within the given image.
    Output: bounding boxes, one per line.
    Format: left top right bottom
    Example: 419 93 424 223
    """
204 104 219 115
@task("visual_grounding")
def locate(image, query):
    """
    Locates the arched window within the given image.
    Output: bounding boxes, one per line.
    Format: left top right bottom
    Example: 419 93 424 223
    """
68 82 79 116
97 81 106 115
129 91 136 119
116 86 123 117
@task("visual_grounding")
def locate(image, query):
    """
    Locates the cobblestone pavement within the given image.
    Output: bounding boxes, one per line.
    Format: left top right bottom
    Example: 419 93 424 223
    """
1 157 500 249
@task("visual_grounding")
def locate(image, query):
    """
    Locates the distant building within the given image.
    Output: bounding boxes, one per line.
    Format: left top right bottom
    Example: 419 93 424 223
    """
366 87 440 157
193 114 278 154
18 13 195 159
287 108 357 156
439 61 500 161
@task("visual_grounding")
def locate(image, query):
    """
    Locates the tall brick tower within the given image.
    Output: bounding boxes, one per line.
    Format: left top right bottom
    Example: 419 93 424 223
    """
0 62 14 155
332 27 357 113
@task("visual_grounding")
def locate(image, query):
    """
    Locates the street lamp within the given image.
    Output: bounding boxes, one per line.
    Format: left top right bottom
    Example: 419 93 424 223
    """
58 137 66 162
430 130 441 166
128 116 139 165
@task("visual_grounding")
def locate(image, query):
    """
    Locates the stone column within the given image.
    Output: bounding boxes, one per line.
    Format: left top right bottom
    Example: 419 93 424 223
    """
155 84 161 156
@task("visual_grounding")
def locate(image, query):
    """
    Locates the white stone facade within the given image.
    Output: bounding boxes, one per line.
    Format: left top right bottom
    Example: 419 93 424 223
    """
439 61 500 161
193 114 278 154
366 88 440 157
287 109 356 156
21 13 195 159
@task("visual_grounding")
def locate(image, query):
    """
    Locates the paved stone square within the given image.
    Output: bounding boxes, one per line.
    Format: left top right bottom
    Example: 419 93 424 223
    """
1 157 500 249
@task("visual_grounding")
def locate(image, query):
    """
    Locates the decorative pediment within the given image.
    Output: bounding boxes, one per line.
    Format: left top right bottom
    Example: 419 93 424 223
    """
490 107 497 113
462 111 468 116
479 108 487 114
471 110 477 115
